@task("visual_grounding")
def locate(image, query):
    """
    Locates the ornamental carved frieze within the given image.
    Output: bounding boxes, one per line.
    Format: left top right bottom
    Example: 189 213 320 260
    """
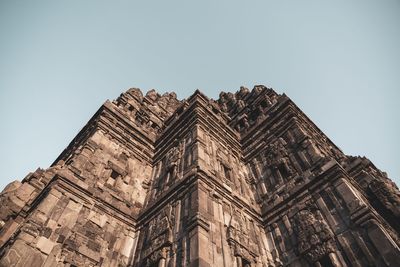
292 208 335 263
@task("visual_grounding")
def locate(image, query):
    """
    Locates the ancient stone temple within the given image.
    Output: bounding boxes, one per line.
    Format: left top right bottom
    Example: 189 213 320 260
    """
0 86 399 267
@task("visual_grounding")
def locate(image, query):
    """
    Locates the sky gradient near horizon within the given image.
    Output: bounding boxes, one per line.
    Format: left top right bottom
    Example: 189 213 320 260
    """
0 1 399 190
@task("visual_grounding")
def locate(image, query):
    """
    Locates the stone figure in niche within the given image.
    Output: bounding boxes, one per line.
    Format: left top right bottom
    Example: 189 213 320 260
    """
241 116 250 130
165 146 180 183
292 208 338 266
265 138 295 184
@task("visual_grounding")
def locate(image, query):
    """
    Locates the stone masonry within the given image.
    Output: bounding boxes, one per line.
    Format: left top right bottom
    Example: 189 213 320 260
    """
0 86 399 267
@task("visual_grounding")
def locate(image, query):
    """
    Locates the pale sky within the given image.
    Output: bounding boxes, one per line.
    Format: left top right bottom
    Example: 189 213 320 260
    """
0 0 399 190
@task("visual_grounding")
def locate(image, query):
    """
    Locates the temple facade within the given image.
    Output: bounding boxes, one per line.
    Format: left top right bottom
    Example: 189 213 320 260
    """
0 86 399 267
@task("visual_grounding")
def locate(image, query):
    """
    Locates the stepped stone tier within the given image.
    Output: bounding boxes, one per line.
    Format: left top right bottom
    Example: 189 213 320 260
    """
0 86 399 267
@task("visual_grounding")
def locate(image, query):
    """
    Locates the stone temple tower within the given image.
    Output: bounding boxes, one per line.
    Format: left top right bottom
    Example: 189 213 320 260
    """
0 86 399 267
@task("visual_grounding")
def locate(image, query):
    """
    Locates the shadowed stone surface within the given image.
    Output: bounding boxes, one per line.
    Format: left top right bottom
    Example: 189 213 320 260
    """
0 86 399 267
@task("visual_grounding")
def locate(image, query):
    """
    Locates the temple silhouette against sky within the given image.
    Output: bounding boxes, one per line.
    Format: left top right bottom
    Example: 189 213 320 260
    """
0 86 399 267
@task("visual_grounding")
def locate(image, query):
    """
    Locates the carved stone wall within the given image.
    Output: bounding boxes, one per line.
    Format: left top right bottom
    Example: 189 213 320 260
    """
0 86 399 267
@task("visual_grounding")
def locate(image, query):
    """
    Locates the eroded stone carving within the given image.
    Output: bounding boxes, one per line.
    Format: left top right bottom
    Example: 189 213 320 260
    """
370 176 400 217
265 138 295 185
292 208 335 263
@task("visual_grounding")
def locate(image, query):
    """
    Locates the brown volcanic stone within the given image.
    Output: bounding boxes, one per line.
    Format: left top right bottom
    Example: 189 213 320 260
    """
0 86 399 267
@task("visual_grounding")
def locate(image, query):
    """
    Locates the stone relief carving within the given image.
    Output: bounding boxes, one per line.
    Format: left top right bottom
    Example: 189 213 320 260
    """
265 138 295 184
292 208 335 263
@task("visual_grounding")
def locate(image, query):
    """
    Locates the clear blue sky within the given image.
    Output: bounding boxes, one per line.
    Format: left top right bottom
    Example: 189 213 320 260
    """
1 1 399 190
